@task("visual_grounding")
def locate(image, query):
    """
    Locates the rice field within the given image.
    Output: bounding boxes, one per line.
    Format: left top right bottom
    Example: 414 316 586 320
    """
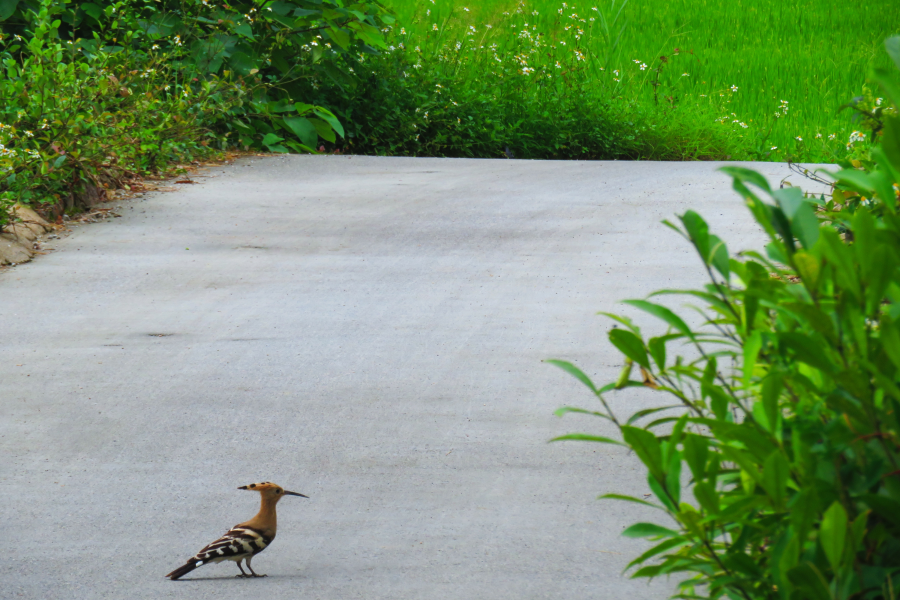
381 0 900 161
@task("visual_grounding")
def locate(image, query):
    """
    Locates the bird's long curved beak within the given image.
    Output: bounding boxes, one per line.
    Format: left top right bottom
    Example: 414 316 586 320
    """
284 490 309 498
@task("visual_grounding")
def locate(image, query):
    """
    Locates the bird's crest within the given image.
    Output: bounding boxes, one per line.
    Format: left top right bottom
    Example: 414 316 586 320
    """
239 482 280 492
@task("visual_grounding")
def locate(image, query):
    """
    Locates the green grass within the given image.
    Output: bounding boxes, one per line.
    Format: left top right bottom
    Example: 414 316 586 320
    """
377 0 900 161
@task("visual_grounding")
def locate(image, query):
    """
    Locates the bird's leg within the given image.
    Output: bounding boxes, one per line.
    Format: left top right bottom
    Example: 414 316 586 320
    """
235 560 250 578
245 556 267 578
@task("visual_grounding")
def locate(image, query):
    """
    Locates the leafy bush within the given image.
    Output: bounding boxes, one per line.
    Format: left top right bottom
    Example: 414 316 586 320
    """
551 36 900 599
0 0 390 226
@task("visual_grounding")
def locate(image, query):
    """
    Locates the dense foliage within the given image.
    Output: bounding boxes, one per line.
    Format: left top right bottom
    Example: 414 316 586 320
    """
379 0 900 163
299 1 746 160
0 0 391 225
552 36 900 599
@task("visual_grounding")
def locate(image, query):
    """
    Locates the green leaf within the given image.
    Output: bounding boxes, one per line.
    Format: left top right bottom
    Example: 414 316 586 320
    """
648 336 667 371
647 473 678 512
623 300 694 339
309 117 336 143
790 489 817 543
621 426 664 480
312 107 345 138
609 329 650 369
553 406 613 421
872 67 900 110
720 446 762 484
234 22 255 40
80 2 102 21
625 537 689 569
545 359 598 393
282 116 318 149
742 331 762 388
682 434 708 480
887 35 900 71
860 494 900 527
761 374 783 436
719 166 773 194
227 51 257 75
0 0 20 21
709 234 730 279
693 480 719 514
665 449 682 505
820 227 861 301
792 251 821 292
680 210 710 262
778 332 836 373
792 204 820 250
326 25 351 49
261 132 284 148
598 493 663 509
625 405 682 426
879 315 900 372
621 522 679 538
549 433 625 446
773 186 805 218
820 501 848 572
787 563 831 600
267 1 294 16
883 116 900 177
762 451 789 512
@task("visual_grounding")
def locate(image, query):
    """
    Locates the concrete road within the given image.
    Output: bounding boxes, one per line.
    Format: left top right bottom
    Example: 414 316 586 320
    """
0 156 829 599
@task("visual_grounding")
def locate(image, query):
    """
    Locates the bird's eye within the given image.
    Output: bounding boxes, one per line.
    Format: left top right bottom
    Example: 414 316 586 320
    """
276 489 282 494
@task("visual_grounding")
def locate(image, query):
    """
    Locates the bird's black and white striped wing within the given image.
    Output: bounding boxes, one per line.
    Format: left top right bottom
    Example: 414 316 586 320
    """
190 525 272 565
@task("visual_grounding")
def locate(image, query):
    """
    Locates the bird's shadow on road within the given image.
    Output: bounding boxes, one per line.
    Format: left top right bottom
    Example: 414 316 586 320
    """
171 574 306 582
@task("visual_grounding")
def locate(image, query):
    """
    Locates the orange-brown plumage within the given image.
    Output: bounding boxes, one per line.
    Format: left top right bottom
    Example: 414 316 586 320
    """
165 482 308 580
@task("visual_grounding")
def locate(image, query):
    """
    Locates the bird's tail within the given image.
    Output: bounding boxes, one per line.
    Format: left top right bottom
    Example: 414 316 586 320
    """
166 560 199 580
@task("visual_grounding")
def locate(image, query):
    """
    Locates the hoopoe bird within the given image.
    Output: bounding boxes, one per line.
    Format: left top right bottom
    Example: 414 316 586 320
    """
166 482 308 580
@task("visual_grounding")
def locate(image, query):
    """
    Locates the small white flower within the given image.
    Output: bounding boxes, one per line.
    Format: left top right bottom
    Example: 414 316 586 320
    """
730 85 738 92
771 146 777 150
639 63 647 70
795 136 802 141
682 73 689 76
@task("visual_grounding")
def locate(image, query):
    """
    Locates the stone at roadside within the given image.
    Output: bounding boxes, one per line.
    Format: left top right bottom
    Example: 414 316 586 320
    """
3 223 39 242
0 234 34 265
12 204 52 231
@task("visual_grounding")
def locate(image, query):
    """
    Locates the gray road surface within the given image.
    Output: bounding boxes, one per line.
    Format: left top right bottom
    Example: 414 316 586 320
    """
0 156 829 599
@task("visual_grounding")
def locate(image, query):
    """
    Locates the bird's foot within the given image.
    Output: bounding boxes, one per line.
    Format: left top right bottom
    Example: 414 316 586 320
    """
251 573 267 578
235 574 252 578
